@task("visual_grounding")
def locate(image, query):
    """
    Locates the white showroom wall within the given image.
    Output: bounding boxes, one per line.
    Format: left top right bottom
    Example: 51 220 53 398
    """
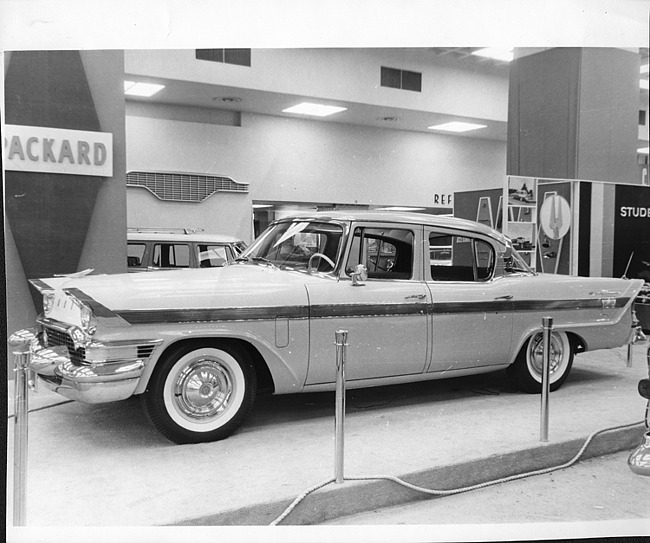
125 108 506 243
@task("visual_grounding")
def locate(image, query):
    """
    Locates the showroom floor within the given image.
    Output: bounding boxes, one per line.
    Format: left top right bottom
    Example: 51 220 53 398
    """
6 342 649 527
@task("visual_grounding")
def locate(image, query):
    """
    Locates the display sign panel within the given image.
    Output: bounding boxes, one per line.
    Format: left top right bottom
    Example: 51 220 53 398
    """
613 185 650 280
3 124 113 177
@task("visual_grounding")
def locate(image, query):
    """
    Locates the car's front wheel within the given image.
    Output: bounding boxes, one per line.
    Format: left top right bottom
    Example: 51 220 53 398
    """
142 341 257 444
507 331 574 393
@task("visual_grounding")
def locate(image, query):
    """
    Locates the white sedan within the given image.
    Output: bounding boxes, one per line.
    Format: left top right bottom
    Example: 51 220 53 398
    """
23 211 644 443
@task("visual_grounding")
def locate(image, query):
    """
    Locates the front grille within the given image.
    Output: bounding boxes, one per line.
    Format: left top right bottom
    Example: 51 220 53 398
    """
43 326 86 366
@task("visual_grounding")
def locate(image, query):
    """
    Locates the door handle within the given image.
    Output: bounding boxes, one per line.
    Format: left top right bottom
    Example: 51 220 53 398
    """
405 294 427 300
494 295 513 300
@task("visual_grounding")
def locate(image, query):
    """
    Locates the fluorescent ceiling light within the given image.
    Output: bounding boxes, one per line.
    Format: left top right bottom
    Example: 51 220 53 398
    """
375 206 425 212
124 81 165 97
641 64 649 74
471 48 514 62
282 103 347 117
641 79 649 90
252 204 273 209
428 122 487 133
638 147 649 154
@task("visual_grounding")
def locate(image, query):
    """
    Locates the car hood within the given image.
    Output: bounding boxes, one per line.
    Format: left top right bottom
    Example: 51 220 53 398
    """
35 264 332 312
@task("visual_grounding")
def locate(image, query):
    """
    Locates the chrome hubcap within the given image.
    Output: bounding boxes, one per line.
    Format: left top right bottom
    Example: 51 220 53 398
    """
529 334 564 377
173 357 234 420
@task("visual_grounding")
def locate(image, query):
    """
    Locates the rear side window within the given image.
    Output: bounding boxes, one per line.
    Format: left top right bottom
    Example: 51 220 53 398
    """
428 232 494 282
197 244 229 267
127 243 146 268
153 243 190 268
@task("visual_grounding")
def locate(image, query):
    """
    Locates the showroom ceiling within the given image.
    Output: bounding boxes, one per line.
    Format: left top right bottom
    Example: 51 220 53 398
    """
124 47 649 145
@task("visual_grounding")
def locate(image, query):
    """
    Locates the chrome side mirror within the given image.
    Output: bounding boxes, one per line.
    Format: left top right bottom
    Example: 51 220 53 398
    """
351 264 367 286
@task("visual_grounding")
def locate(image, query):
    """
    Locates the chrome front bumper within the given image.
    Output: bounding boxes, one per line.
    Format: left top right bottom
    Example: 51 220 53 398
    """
16 328 147 404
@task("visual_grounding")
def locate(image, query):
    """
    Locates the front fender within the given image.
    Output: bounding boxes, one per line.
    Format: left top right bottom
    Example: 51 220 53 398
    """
132 319 310 396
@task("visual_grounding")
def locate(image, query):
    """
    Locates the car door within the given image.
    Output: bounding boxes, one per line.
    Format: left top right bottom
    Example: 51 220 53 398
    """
425 228 513 373
305 224 429 385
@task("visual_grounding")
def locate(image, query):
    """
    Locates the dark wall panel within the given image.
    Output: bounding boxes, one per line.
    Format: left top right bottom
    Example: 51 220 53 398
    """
613 185 650 280
5 51 102 308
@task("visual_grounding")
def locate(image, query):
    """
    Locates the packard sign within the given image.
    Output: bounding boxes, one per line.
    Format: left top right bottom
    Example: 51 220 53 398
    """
3 124 113 177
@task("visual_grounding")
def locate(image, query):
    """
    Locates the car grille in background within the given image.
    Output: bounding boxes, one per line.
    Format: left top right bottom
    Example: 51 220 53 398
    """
126 171 249 202
43 326 86 366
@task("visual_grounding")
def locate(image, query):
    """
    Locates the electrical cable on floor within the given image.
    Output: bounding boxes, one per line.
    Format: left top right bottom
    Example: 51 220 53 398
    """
269 420 645 526
7 400 75 420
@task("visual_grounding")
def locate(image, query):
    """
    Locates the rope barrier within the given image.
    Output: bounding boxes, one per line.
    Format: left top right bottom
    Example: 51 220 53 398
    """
269 420 645 525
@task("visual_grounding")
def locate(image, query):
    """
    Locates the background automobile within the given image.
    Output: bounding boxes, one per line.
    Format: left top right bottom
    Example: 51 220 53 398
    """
127 228 247 271
24 212 644 444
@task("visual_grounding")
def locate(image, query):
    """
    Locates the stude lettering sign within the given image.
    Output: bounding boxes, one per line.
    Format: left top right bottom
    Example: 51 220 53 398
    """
620 206 650 218
3 124 113 177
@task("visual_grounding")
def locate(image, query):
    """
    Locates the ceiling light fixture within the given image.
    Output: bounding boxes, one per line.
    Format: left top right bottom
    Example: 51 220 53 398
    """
471 48 514 62
252 204 273 209
428 121 487 133
641 64 649 74
124 81 165 97
638 147 649 154
282 103 347 117
218 97 241 103
641 80 649 90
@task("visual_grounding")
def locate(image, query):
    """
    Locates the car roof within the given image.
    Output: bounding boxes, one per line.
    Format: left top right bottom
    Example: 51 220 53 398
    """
127 232 244 243
273 210 508 243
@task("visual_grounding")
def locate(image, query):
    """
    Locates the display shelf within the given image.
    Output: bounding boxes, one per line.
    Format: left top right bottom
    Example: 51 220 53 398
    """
504 176 538 270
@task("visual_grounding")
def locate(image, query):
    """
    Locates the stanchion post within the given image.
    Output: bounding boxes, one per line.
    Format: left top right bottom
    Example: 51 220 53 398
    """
10 331 33 526
334 330 348 484
540 317 553 442
627 343 634 368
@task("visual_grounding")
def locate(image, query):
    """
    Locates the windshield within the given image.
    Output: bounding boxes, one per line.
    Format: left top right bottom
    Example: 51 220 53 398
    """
242 220 345 273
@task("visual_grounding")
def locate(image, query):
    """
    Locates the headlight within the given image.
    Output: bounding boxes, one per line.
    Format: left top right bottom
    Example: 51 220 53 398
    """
79 303 97 335
43 292 55 315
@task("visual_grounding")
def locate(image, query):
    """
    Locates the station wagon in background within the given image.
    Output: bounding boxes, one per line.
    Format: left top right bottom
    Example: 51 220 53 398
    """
22 211 644 444
127 228 247 271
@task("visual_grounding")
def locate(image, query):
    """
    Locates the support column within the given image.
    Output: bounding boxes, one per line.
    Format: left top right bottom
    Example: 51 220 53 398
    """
507 47 640 182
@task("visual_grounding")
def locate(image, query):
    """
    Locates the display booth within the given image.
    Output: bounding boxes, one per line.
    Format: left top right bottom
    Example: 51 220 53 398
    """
455 177 650 279
455 178 650 330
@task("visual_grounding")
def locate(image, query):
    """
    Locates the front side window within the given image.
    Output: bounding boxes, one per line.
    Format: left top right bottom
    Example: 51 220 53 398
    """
345 227 414 280
428 232 495 282
197 244 228 267
245 221 344 272
153 243 190 268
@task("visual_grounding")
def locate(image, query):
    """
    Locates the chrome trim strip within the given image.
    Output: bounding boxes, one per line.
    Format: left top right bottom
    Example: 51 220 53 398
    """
114 297 632 325
28 278 53 293
117 305 310 324
63 287 120 318
311 302 429 318
37 316 75 334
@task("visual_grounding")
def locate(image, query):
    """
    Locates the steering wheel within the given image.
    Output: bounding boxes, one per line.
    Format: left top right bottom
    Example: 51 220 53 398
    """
307 252 336 273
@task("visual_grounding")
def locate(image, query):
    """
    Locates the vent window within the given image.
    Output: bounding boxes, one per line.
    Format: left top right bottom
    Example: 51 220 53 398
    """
196 49 251 67
126 171 249 202
381 66 422 92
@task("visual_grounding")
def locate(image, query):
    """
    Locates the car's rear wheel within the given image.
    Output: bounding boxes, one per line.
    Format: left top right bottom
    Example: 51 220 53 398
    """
507 331 574 393
142 342 257 444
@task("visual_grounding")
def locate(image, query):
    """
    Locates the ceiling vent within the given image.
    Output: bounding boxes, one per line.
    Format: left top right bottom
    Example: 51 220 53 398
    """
380 66 422 92
195 49 251 67
126 171 249 202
